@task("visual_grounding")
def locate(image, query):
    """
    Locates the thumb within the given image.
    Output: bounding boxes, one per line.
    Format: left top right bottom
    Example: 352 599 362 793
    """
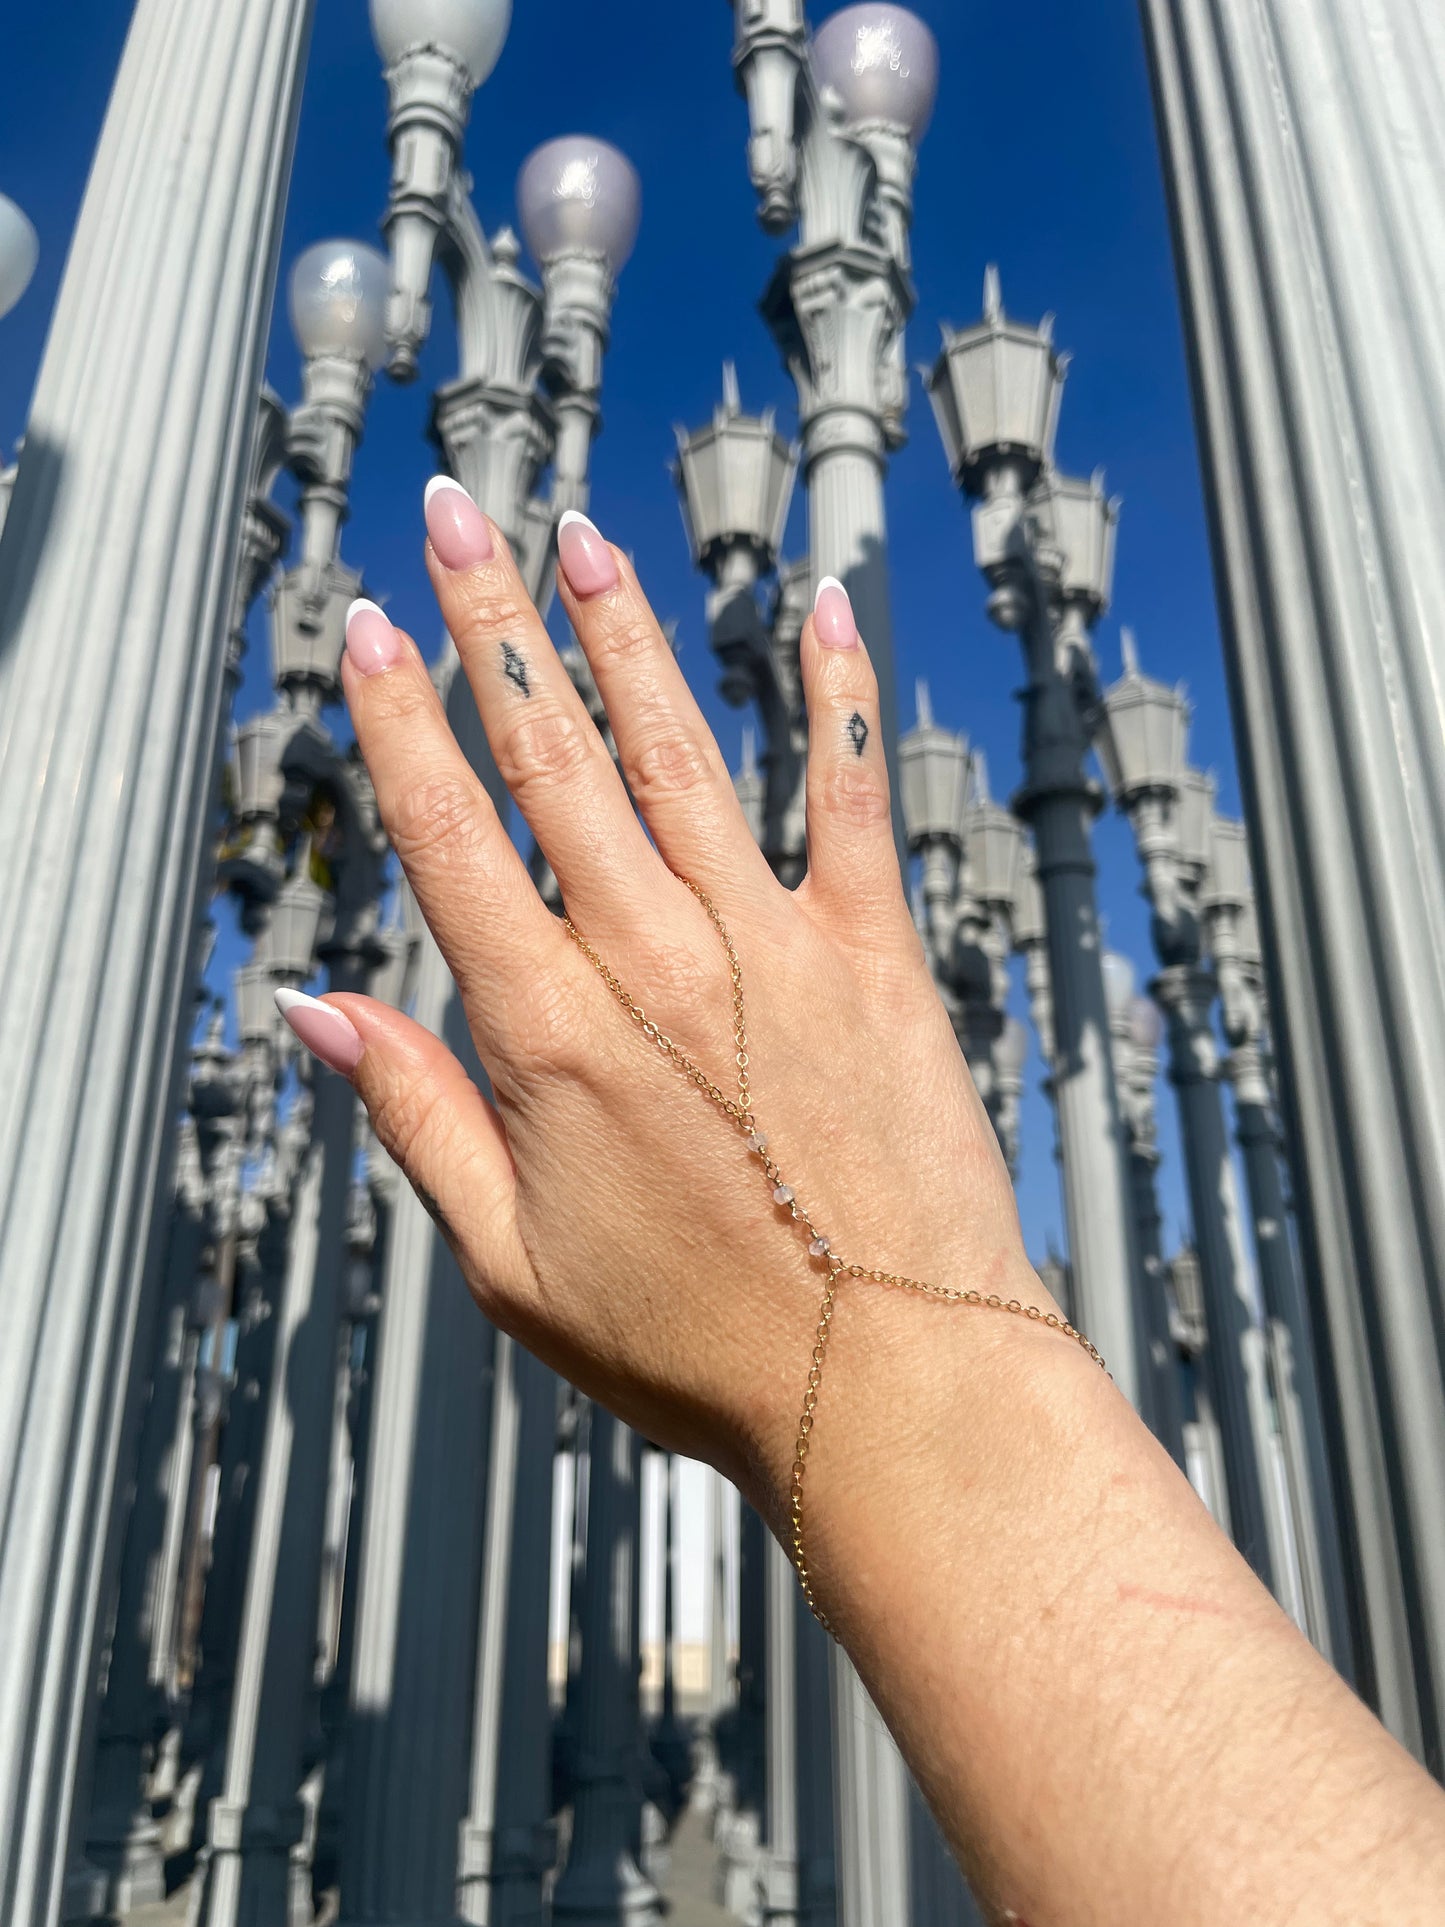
275 989 524 1308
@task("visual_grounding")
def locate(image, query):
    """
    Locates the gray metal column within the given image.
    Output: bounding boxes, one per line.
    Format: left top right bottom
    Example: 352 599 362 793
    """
551 1410 662 1926
1154 967 1284 1588
456 1340 559 1926
81 1127 208 1912
1137 0 1445 1762
0 2 314 1913
1012 623 1143 1409
1230 1044 1352 1669
336 967 497 1922
194 967 371 1926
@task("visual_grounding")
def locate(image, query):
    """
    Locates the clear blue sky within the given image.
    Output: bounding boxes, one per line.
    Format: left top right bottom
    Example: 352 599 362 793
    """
0 0 1243 1264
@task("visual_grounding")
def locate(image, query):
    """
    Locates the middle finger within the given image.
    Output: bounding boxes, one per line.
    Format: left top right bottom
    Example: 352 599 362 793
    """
423 477 666 932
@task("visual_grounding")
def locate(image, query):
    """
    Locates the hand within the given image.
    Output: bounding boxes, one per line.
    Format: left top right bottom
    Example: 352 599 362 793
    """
279 481 1058 1539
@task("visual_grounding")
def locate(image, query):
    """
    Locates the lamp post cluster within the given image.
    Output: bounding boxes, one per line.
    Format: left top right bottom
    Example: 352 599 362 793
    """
5 0 1441 1921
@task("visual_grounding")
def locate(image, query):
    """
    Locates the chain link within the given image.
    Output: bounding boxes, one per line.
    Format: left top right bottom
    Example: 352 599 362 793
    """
564 877 1108 1632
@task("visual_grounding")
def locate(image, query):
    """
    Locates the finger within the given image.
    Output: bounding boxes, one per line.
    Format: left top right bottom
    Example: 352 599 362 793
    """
553 510 777 903
339 598 568 1046
274 989 529 1313
422 478 667 930
798 577 908 927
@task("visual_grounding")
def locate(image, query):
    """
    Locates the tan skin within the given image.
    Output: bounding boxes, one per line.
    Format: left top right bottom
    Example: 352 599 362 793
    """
303 494 1445 1924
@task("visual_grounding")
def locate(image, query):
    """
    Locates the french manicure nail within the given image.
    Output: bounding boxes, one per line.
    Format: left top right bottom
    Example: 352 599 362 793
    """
345 598 406 677
275 989 364 1075
557 509 619 598
425 474 494 570
814 576 859 649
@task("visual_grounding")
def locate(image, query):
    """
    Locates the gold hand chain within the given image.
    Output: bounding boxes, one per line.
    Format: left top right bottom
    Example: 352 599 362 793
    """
563 878 1108 1634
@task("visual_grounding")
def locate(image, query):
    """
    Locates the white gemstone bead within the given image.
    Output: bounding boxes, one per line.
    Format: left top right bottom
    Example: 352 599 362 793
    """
808 1237 829 1258
749 1131 768 1154
772 1184 794 1206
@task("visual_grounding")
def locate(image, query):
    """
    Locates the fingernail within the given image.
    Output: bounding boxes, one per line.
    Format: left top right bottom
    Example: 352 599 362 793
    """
557 509 619 598
345 599 406 677
814 576 859 649
425 475 494 570
275 989 364 1075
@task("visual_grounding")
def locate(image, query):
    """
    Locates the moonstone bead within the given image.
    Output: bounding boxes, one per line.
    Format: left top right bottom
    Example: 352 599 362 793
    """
808 1237 829 1257
772 1184 794 1206
749 1131 768 1154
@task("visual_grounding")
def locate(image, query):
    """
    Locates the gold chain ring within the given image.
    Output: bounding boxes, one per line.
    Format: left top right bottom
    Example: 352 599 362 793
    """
564 877 1108 1633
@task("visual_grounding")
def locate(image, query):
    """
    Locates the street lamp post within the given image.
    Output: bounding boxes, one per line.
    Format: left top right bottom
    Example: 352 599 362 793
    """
926 272 1144 1408
550 1410 663 1927
191 241 393 1925
1098 642 1286 1591
337 13 640 1905
734 1 938 861
674 365 802 881
1102 956 1187 1470
0 4 317 1911
1204 816 1353 1669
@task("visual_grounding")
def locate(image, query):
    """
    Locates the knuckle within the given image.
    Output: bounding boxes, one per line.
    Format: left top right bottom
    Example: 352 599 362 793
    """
501 971 590 1078
817 758 892 828
495 703 595 801
371 1075 457 1184
623 729 714 807
588 612 660 669
387 772 488 873
452 587 534 654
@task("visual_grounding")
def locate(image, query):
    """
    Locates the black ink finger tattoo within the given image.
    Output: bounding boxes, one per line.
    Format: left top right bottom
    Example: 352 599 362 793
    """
846 711 869 758
501 639 530 697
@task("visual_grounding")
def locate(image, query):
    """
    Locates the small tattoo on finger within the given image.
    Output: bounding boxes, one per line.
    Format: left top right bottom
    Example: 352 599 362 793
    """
846 711 868 757
501 639 531 697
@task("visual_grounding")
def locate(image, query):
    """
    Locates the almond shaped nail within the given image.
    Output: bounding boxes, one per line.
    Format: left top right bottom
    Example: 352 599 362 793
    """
275 988 363 1074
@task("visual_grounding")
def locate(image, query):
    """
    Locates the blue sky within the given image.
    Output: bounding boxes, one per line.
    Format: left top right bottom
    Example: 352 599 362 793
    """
0 0 1241 1264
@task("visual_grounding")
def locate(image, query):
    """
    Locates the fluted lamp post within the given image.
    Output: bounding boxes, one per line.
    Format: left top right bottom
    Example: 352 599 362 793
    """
927 272 1144 1409
1099 643 1285 1592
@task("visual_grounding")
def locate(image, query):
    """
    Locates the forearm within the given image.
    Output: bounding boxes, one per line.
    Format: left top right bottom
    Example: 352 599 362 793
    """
784 1262 1445 1925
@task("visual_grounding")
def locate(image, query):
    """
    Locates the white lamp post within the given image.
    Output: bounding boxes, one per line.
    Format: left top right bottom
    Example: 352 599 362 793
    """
736 1 938 875
0 5 316 1913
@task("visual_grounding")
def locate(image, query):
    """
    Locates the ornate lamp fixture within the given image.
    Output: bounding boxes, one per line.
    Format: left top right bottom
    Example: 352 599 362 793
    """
370 0 513 375
926 265 1066 499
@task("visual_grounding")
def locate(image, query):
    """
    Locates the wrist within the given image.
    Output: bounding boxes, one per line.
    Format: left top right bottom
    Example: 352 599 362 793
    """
742 1248 1092 1622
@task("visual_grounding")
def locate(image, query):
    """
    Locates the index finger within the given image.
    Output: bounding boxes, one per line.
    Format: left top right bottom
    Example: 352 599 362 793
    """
340 598 570 1056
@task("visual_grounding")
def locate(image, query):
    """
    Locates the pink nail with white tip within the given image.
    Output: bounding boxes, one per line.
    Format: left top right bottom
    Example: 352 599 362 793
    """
345 599 406 677
813 576 858 648
275 989 364 1074
557 509 619 597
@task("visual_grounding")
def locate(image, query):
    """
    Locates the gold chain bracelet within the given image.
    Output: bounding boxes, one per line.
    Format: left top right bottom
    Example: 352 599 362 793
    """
564 878 1108 1633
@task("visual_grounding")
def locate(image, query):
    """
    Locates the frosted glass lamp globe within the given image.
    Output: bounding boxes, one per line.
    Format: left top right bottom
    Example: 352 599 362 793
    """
1101 950 1137 1027
288 241 391 371
369 0 511 84
516 137 641 274
0 194 39 320
811 5 939 142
